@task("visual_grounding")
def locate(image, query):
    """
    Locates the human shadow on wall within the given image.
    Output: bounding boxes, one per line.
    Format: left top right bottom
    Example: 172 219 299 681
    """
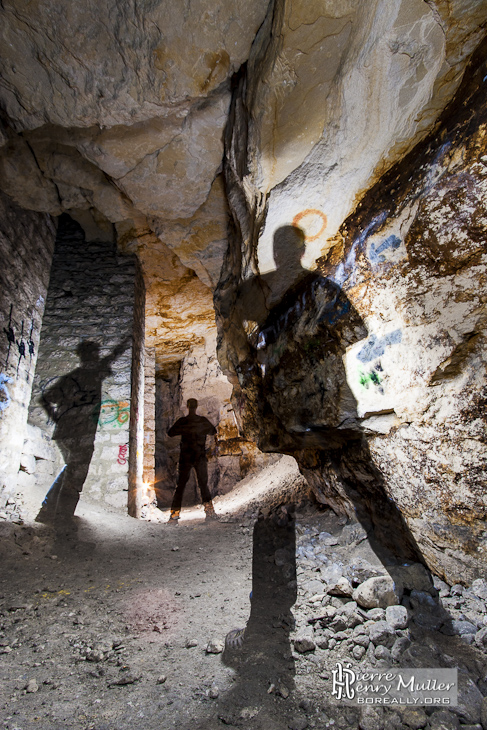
210 227 471 717
36 337 130 524
234 225 423 565
216 506 296 724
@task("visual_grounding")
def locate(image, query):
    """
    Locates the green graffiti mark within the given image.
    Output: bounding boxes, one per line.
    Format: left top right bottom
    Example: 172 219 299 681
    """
96 400 130 427
359 369 382 389
271 340 287 360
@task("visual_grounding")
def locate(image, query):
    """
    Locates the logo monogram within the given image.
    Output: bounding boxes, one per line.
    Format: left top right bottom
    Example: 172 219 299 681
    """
331 662 356 701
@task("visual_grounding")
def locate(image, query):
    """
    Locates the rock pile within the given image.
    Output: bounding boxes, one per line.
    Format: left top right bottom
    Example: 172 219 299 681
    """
287 505 487 729
0 494 24 524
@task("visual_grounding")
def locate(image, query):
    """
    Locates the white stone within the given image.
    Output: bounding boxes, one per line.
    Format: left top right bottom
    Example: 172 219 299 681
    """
19 453 36 474
206 639 224 654
385 605 408 630
353 576 403 609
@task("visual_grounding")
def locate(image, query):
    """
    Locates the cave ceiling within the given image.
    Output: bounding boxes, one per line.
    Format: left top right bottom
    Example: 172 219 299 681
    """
0 0 486 365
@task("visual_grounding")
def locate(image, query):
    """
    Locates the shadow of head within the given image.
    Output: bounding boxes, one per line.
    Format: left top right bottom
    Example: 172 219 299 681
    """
76 340 101 364
272 225 306 271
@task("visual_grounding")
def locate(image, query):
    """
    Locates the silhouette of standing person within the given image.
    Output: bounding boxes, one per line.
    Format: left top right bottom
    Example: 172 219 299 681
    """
37 337 130 523
167 399 218 523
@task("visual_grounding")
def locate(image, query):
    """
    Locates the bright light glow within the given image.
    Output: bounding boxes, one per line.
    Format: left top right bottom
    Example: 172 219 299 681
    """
149 455 301 523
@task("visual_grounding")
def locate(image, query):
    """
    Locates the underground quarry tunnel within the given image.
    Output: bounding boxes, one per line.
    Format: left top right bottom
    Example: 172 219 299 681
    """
1 2 487 729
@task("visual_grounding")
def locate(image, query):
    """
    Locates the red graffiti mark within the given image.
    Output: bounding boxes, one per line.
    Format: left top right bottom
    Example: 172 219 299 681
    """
117 444 128 465
292 209 327 242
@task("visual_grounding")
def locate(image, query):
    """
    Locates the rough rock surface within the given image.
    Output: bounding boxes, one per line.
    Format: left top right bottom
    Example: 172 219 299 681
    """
0 1 266 130
217 36 487 583
0 3 268 386
289 506 487 729
1 0 486 367
229 0 487 270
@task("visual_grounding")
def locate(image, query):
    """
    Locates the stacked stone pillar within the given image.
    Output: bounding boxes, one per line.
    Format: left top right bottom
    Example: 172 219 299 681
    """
0 191 56 512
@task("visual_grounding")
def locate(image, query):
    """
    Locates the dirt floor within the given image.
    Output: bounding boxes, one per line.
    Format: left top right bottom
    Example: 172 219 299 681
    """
0 457 312 730
1 457 486 730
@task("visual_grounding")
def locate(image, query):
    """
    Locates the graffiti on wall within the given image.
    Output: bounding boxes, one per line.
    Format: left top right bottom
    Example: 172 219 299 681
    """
98 400 130 427
117 444 128 465
357 330 402 363
16 320 26 376
28 321 35 359
3 304 36 379
359 363 384 394
0 373 13 412
292 209 327 242
355 331 402 396
369 235 402 266
3 304 15 368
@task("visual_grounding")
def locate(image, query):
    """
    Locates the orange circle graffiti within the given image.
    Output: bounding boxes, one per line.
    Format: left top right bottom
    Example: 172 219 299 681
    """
292 209 327 242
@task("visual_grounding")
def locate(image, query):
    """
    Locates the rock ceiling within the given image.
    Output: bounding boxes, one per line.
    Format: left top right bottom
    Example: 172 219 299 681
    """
0 0 269 363
0 2 485 345
1 1 486 327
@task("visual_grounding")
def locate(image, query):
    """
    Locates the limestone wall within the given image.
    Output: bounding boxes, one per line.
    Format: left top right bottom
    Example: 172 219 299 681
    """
28 215 137 513
218 36 487 584
0 191 56 509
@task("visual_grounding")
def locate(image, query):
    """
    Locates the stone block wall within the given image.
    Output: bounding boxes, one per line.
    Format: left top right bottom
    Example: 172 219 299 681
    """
0 191 56 510
28 214 137 513
142 346 156 514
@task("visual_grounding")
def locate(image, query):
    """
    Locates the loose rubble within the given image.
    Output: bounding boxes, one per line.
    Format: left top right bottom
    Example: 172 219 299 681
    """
289 504 487 729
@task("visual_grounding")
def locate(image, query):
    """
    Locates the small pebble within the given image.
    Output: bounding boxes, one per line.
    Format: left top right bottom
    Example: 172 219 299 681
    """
278 683 290 698
206 638 224 654
25 679 38 693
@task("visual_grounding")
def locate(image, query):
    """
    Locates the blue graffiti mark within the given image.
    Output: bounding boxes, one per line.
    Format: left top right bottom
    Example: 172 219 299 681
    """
432 141 452 167
0 372 13 412
357 330 402 363
356 211 390 249
369 235 402 265
330 211 389 288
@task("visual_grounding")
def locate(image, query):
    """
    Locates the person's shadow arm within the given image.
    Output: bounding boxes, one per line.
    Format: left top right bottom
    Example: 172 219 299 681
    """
207 433 219 458
103 335 132 368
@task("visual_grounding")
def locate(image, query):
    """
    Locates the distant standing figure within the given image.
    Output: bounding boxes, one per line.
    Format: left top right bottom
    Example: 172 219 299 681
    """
167 399 218 523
